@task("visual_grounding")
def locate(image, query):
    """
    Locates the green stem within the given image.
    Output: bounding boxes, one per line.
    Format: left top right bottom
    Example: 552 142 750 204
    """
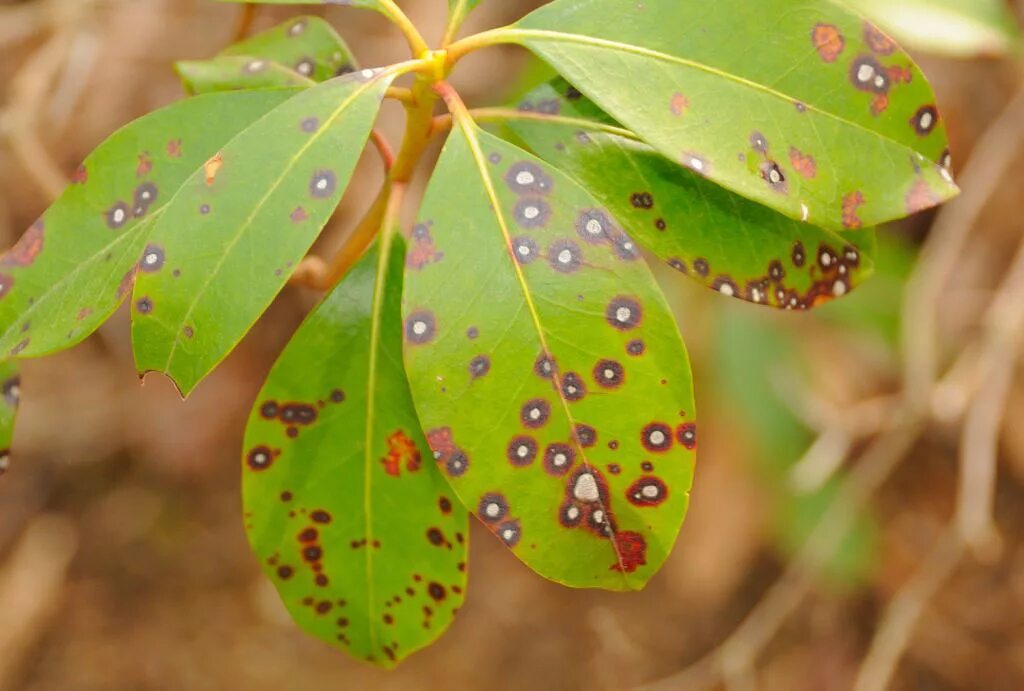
446 27 515 65
441 0 472 48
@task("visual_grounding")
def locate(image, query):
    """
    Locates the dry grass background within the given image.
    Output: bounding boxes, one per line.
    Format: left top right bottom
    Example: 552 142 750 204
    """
2 1 1024 689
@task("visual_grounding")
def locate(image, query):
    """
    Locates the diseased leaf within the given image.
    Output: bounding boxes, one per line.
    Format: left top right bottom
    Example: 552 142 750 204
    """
403 122 696 590
0 361 19 478
177 57 314 95
0 89 299 360
243 237 466 668
506 0 958 231
132 68 396 396
221 16 358 82
851 0 1021 58
510 79 877 309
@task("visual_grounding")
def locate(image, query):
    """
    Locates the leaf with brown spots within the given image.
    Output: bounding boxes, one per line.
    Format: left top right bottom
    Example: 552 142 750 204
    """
132 68 400 396
0 89 300 360
490 0 959 231
509 79 877 310
403 122 696 590
244 237 467 668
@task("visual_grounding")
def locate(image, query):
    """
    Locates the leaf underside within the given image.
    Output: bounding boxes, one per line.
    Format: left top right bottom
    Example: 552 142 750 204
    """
509 79 877 309
131 69 394 396
244 238 467 668
0 89 300 360
403 122 696 590
512 0 958 232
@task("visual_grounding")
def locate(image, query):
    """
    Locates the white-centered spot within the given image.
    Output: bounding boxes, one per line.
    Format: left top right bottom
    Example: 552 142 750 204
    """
649 430 666 446
801 202 810 222
516 445 530 458
502 528 515 540
592 509 605 524
485 502 501 518
641 484 660 499
144 252 159 265
246 60 266 73
820 253 832 267
316 178 329 191
515 171 535 186
553 453 568 467
585 219 603 235
769 168 783 184
833 281 847 297
113 208 126 224
719 284 735 297
361 69 375 79
528 407 541 420
603 368 616 380
523 205 540 220
297 61 313 76
557 249 573 264
566 506 580 520
689 157 705 171
857 63 874 83
517 244 531 256
573 472 600 502
615 306 632 323
412 321 428 336
919 111 934 130
751 288 763 303
873 75 886 89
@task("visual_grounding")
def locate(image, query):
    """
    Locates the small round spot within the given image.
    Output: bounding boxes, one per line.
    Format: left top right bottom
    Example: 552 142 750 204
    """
295 57 316 77
244 59 267 74
749 131 769 153
572 471 601 503
511 236 539 264
439 497 452 514
576 209 612 243
760 161 787 191
543 443 575 476
469 355 491 380
514 198 551 228
309 170 337 198
611 234 640 261
574 423 597 448
548 239 583 273
445 450 469 477
560 372 586 401
713 277 739 297
260 401 279 419
558 501 583 528
768 260 786 281
792 242 806 267
520 398 551 429
466 326 479 340
911 105 939 136
497 520 521 548
693 258 710 277
507 436 538 467
199 203 211 215
426 527 445 546
605 296 642 331
301 117 320 133
311 510 332 524
277 565 294 580
427 582 447 601
287 19 307 36
135 296 153 315
477 493 509 523
134 183 158 209
818 245 838 270
630 192 654 209
106 202 130 229
330 389 345 403
505 161 552 195
593 359 625 388
405 310 436 345
627 476 668 507
246 445 274 471
655 218 667 231
642 422 673 453
534 353 556 379
626 339 645 357
139 244 165 273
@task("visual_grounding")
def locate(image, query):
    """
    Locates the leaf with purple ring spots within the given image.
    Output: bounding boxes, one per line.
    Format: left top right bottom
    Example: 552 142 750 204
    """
508 79 877 310
176 57 315 95
221 15 358 83
132 68 399 396
492 0 959 232
403 122 696 590
244 236 466 668
0 89 300 360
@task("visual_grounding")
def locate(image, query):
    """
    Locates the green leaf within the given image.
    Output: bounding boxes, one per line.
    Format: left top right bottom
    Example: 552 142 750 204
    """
0 89 299 360
221 16 358 82
176 57 315 95
0 361 19 478
850 0 1021 58
243 236 466 668
403 121 696 590
447 0 482 30
131 69 396 397
506 0 958 231
509 79 878 309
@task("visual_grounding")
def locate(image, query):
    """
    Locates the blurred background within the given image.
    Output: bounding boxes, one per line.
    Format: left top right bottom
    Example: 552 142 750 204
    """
1 0 1024 689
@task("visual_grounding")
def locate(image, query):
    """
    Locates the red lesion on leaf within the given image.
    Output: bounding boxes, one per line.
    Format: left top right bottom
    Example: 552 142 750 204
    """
204 153 224 186
407 222 443 270
71 165 88 185
864 22 897 55
136 152 153 178
610 531 647 573
905 179 939 214
380 429 421 477
167 139 183 158
290 207 309 223
812 23 845 63
788 147 817 179
77 307 93 321
116 266 137 299
1 220 44 267
669 92 689 117
842 191 865 229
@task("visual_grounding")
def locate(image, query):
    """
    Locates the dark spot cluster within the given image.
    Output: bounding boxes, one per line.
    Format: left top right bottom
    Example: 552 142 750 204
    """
407 221 444 271
477 492 522 548
427 427 469 477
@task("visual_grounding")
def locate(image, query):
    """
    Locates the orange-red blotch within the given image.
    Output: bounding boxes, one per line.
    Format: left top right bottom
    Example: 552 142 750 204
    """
610 531 648 573
864 23 897 55
381 429 421 477
204 153 224 186
788 146 817 179
812 23 845 63
842 191 865 229
167 139 183 158
71 165 88 185
669 92 690 117
136 152 153 178
1 220 44 267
